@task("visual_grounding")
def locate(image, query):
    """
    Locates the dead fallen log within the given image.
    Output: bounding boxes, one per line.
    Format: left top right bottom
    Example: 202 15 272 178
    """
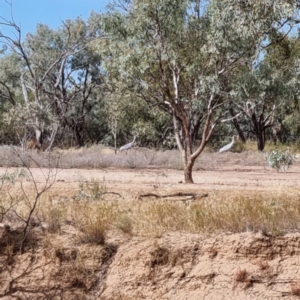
138 192 208 201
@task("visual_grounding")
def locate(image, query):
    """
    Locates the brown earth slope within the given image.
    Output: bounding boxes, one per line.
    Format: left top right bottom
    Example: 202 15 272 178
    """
1 230 300 299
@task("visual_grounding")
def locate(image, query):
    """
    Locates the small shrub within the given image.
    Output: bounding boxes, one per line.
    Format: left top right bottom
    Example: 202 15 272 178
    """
265 149 294 172
0 168 28 185
75 178 107 201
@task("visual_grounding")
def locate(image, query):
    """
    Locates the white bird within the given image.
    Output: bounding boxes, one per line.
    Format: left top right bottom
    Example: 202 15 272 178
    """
219 135 236 153
120 136 136 152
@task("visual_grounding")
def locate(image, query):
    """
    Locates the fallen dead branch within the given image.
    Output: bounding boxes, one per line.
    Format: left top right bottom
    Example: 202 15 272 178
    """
138 192 208 201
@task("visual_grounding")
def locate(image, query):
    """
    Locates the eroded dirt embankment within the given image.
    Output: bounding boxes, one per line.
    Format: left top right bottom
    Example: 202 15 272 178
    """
100 232 300 300
1 229 300 299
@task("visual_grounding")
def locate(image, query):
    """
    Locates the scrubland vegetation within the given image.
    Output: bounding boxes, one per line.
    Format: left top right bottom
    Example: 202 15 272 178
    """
0 145 299 298
0 147 299 251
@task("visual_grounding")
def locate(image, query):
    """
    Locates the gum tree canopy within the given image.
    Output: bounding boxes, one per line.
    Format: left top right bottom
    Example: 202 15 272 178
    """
99 0 297 183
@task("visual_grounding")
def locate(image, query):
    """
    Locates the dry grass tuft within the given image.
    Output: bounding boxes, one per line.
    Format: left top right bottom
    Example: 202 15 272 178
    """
291 281 300 296
115 215 134 236
254 259 270 270
47 207 65 233
73 203 116 245
233 269 253 289
234 269 248 282
80 215 109 245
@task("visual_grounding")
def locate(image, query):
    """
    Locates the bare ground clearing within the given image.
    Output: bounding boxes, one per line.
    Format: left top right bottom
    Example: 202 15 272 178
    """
1 161 299 197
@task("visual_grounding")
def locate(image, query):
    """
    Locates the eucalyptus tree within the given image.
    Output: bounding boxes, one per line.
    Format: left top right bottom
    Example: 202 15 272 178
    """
0 53 22 143
228 29 300 151
39 18 105 147
103 81 171 150
230 62 297 151
99 0 297 183
0 14 105 148
104 86 126 153
265 30 300 142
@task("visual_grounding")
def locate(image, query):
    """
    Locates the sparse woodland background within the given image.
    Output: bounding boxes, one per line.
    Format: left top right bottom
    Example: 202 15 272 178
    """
1 0 300 182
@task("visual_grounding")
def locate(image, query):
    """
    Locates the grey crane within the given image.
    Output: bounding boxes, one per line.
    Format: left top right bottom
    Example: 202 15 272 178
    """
120 136 136 152
219 135 237 153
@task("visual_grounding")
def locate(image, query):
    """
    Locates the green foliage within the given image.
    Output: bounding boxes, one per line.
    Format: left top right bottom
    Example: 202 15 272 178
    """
1 0 300 155
4 102 58 138
97 0 297 182
265 149 294 172
162 133 177 149
0 16 106 147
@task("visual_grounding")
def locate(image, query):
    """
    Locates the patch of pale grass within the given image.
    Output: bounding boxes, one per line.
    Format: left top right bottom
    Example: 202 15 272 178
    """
1 143 295 170
63 188 300 238
0 146 61 168
191 190 300 235
9 174 300 244
71 202 117 245
134 201 189 236
35 187 300 239
115 214 134 236
115 189 300 237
